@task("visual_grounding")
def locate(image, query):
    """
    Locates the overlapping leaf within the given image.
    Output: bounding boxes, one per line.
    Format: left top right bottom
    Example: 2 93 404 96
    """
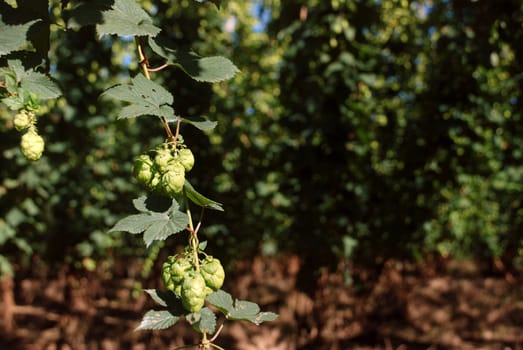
181 116 217 131
109 195 188 247
206 290 278 325
184 181 224 211
149 36 239 83
144 289 185 313
102 73 175 120
1 60 61 100
64 0 112 28
186 307 216 334
97 0 160 37
0 17 39 56
136 310 180 330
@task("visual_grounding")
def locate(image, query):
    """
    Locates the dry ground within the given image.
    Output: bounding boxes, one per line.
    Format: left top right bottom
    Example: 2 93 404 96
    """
1 255 522 350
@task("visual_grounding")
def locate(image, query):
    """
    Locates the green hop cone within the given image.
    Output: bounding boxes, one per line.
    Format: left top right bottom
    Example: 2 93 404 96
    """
200 257 225 291
20 129 44 161
161 162 185 196
177 148 195 171
14 111 33 131
181 271 207 313
133 154 154 185
154 148 173 172
162 256 192 296
149 172 161 191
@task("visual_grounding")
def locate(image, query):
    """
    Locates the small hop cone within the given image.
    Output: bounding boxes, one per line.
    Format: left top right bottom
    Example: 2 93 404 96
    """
154 148 173 172
20 129 44 161
14 111 34 131
161 162 185 196
133 155 154 185
161 256 192 296
200 257 225 291
177 148 195 171
181 271 207 313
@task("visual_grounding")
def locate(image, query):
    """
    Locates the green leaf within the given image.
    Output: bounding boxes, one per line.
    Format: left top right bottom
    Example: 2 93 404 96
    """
142 209 188 247
97 0 161 37
149 36 239 83
206 290 233 315
64 1 112 28
182 116 217 131
20 71 62 99
110 195 188 247
132 196 149 213
1 95 24 110
135 310 180 331
0 17 40 56
144 289 168 307
206 290 278 325
186 307 216 334
184 181 224 211
109 213 165 234
134 193 174 213
1 60 61 100
102 73 175 120
198 241 207 251
144 289 182 308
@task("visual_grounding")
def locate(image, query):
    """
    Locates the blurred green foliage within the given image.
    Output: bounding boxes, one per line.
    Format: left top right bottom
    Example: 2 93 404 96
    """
1 0 523 279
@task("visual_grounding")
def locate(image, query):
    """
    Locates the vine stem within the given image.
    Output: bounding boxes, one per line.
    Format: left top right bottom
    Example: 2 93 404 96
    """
148 63 170 72
134 35 214 350
135 37 174 139
184 187 199 271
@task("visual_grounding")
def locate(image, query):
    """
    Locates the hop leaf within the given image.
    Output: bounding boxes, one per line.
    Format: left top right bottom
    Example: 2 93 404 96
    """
0 17 40 56
206 290 279 325
109 195 188 247
97 0 161 37
20 129 44 161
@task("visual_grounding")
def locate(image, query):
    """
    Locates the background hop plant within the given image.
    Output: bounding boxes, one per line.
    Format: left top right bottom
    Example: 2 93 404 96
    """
20 128 45 161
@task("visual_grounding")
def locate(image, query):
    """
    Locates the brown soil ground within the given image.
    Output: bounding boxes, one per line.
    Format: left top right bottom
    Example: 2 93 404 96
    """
1 255 522 350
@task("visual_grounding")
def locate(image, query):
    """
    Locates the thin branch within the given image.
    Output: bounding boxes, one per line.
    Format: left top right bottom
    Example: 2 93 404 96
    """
209 323 224 343
148 63 170 72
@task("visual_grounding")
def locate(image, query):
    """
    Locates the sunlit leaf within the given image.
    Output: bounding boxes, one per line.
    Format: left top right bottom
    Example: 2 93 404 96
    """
102 73 175 120
97 0 161 37
206 290 278 325
184 181 224 211
135 310 180 330
149 36 239 83
0 17 39 56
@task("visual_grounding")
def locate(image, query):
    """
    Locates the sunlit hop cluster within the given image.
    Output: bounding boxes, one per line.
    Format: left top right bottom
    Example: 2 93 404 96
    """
13 110 45 161
162 254 225 313
133 140 194 197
